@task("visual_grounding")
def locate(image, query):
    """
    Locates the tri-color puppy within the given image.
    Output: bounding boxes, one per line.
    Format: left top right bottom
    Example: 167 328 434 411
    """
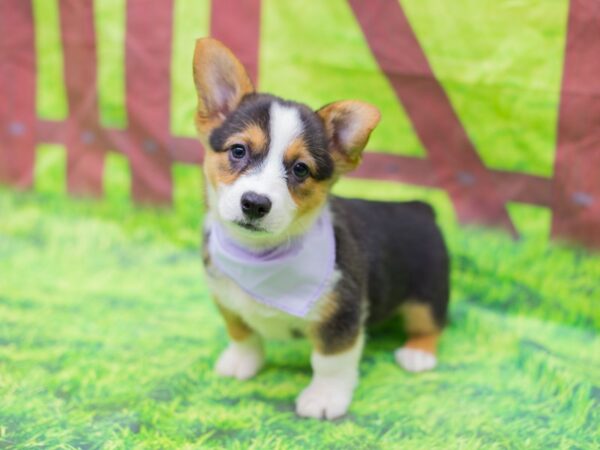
194 38 450 420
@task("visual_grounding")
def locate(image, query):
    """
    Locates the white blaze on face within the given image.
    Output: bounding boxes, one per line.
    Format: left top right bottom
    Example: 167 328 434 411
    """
216 102 303 238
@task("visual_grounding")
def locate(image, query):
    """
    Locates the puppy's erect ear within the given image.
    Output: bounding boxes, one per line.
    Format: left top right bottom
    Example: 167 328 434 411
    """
193 38 254 134
317 100 381 174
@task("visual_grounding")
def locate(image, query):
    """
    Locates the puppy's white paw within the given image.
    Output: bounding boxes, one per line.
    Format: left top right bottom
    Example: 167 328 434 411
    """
395 347 437 372
215 338 264 380
296 379 354 420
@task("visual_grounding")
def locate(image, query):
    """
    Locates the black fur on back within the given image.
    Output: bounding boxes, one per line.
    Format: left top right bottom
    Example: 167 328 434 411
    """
331 196 449 326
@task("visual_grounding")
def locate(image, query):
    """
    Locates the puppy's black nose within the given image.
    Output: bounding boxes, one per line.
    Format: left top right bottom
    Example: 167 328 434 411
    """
241 192 272 219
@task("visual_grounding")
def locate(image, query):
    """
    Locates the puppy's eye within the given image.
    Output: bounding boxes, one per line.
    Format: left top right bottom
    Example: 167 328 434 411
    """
230 144 247 160
292 162 310 181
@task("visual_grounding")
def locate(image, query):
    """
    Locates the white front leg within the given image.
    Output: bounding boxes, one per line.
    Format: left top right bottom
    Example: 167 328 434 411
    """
296 333 364 420
215 334 264 380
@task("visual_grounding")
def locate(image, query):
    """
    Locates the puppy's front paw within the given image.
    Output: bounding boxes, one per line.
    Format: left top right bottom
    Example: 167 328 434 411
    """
215 338 264 380
296 379 355 420
395 347 437 372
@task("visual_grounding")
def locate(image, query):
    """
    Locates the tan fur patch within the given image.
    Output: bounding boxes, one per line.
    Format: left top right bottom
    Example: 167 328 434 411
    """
216 302 253 341
400 302 439 336
313 291 338 326
285 138 331 220
203 150 239 188
244 124 268 154
404 334 439 355
292 179 330 220
223 124 268 155
284 139 318 174
310 292 360 355
203 123 269 189
195 115 223 137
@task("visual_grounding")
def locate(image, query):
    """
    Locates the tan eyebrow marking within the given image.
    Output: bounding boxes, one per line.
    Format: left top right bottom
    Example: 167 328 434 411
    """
205 123 269 188
224 123 267 154
285 136 331 216
284 138 318 173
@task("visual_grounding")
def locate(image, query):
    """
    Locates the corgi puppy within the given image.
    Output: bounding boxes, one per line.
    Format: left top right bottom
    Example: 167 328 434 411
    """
194 38 449 420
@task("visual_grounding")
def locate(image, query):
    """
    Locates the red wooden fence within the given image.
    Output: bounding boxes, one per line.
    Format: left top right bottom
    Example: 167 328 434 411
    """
0 0 599 248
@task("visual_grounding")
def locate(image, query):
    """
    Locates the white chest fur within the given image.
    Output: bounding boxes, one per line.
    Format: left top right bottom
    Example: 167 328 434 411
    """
205 263 340 341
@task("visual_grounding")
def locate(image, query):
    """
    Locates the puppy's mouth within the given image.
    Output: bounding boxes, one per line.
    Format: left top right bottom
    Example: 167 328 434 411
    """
234 220 267 233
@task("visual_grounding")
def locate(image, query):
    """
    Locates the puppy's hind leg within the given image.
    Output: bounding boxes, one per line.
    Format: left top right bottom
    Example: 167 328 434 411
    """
394 302 441 373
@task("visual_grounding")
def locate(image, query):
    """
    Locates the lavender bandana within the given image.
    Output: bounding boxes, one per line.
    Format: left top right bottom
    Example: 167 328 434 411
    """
207 210 336 317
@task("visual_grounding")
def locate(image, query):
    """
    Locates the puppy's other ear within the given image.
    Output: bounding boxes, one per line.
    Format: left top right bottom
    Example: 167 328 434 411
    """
317 100 380 174
193 38 254 134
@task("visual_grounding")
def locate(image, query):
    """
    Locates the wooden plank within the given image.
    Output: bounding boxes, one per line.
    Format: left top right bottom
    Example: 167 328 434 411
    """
125 0 174 204
210 0 262 85
58 0 105 197
37 118 553 207
551 0 600 248
0 0 36 189
349 0 517 235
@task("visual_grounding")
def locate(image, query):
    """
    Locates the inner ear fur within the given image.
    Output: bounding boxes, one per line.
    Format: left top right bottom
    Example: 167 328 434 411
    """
193 38 254 135
317 100 381 173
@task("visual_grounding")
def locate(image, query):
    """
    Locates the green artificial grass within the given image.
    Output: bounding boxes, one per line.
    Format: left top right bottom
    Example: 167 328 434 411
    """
1 149 599 449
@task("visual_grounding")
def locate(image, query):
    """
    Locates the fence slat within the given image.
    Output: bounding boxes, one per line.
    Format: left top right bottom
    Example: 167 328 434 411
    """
37 117 553 208
349 0 517 236
58 0 105 197
551 0 600 248
210 0 262 85
3 0 595 249
125 0 174 204
349 153 552 207
0 0 36 189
